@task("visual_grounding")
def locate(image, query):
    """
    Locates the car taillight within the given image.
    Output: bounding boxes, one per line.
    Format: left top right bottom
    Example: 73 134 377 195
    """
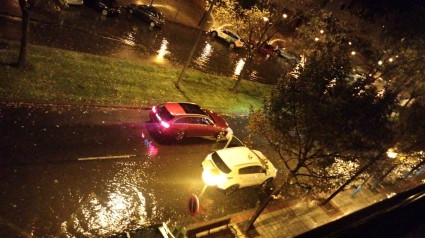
152 106 157 113
160 121 170 128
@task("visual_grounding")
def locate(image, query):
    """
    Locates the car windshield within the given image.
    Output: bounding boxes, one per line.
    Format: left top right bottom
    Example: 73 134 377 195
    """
211 152 231 174
157 105 174 122
251 150 268 169
102 0 118 7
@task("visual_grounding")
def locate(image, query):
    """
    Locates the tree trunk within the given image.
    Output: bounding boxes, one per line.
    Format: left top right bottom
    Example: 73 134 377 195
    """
18 0 34 69
175 0 215 87
245 181 287 232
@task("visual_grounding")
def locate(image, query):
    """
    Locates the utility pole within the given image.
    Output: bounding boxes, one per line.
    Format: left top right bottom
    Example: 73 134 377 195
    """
175 0 215 88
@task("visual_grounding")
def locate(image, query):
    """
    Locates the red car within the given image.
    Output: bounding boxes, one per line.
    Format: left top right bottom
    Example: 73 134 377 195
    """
150 102 233 141
249 41 276 58
258 43 276 58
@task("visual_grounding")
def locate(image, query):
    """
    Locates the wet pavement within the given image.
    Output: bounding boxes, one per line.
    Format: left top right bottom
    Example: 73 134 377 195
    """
0 102 281 237
0 0 294 85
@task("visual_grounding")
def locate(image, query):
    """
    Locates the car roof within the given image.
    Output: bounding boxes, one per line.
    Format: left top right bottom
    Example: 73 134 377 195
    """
164 102 207 116
216 146 262 169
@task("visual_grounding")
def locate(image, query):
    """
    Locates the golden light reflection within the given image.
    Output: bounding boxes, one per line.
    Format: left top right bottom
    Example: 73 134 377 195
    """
122 27 137 46
61 164 155 237
233 58 245 77
194 42 213 68
155 38 169 63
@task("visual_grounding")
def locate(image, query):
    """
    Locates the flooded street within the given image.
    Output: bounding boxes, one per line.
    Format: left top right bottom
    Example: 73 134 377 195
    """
0 2 287 236
1 5 291 84
0 103 275 237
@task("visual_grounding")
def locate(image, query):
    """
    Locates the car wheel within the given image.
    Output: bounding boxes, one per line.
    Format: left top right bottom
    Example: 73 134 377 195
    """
275 50 281 56
216 131 226 141
175 131 185 141
260 178 274 192
101 9 108 16
224 185 239 195
211 31 218 37
229 43 235 49
128 8 133 14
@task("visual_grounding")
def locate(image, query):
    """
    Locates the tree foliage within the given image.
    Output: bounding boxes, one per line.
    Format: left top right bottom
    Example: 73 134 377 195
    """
248 43 396 195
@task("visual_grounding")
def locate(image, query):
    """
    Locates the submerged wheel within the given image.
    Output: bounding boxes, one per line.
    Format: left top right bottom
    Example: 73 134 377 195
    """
175 131 185 141
224 185 239 195
229 42 235 49
150 21 155 28
260 178 274 192
216 131 226 141
101 9 108 16
211 31 218 37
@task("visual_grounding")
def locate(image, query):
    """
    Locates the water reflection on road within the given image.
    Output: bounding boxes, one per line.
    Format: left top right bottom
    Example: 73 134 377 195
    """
62 162 156 236
1 8 288 84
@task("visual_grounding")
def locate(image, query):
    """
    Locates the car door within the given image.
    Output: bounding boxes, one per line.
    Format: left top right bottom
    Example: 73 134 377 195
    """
189 116 216 137
171 117 191 135
238 166 265 187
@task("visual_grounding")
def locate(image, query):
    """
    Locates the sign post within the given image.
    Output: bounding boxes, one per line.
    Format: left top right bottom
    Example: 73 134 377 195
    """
188 194 199 216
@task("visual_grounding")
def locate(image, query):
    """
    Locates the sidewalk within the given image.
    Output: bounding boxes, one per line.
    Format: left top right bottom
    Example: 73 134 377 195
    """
188 177 423 238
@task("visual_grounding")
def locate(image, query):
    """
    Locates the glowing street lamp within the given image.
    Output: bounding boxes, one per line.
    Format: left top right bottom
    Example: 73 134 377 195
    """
378 60 383 65
282 13 288 19
351 51 356 56
387 148 398 159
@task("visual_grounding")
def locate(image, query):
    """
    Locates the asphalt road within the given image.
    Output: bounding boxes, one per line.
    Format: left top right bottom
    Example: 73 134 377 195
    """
0 102 280 237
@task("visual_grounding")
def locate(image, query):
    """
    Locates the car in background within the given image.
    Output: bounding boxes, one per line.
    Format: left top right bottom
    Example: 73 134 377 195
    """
209 28 244 49
84 0 121 16
150 102 233 141
66 0 84 5
258 43 276 58
275 47 300 64
202 136 277 195
126 4 165 28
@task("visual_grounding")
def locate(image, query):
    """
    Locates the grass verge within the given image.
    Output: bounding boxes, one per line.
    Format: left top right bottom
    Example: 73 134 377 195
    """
0 40 272 114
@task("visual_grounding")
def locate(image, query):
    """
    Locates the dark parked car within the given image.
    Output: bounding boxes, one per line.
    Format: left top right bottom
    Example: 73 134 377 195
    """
127 4 165 27
84 0 121 16
150 102 233 141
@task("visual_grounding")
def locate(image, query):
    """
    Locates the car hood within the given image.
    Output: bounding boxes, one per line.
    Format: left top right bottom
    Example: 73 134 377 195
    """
206 110 229 129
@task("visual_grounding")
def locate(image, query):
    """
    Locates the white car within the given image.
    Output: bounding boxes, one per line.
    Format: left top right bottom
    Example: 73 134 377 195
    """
209 28 244 49
66 0 84 5
202 137 277 195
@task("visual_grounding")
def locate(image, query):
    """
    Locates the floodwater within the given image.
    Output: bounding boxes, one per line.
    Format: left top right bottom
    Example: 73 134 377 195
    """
0 103 270 237
0 6 292 84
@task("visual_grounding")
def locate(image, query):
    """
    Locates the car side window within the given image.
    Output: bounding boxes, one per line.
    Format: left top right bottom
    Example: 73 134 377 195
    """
174 118 191 124
239 166 262 175
199 117 213 125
